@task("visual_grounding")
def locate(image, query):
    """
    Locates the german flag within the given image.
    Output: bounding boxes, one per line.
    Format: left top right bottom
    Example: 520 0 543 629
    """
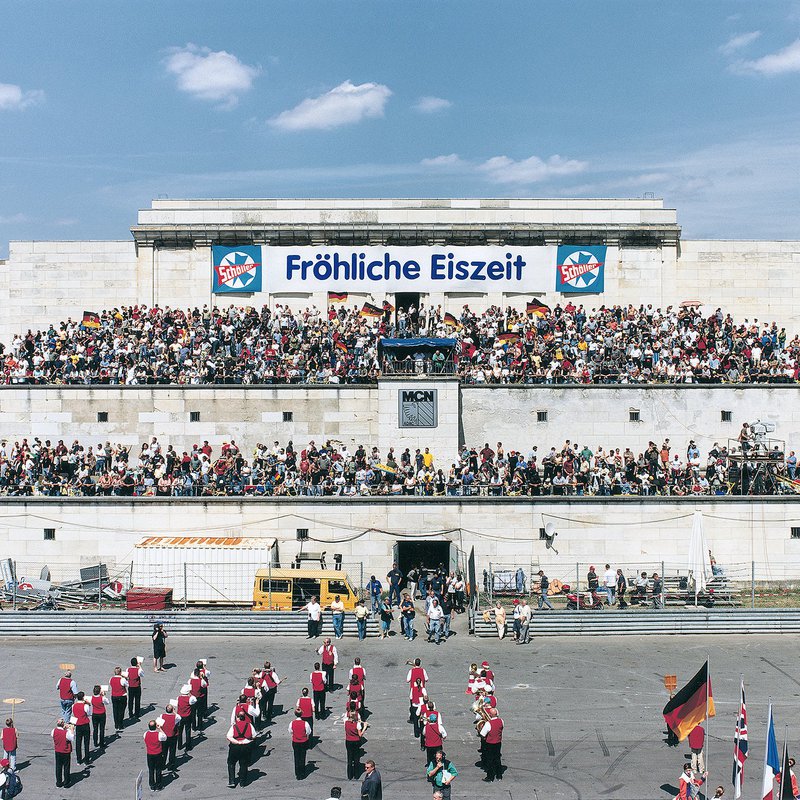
328 291 348 303
82 311 101 329
497 331 519 343
443 312 462 329
527 298 551 318
662 661 715 741
335 340 348 353
360 302 384 318
382 299 395 313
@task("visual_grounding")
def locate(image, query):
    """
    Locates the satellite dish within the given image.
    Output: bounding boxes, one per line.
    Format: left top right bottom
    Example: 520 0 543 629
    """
544 522 556 537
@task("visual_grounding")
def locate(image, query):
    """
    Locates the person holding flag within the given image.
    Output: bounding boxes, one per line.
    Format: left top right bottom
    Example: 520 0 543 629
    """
732 679 747 799
677 762 707 799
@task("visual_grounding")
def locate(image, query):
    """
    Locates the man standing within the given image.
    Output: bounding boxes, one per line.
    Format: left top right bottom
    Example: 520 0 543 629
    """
422 709 447 765
57 670 77 724
299 595 323 638
176 685 196 751
360 759 382 799
688 724 705 773
386 563 403 607
330 594 346 640
143 720 167 791
427 598 444 644
616 569 628 609
518 597 532 644
366 576 383 614
109 666 128 732
52 718 74 789
90 686 109 749
71 691 92 766
537 570 554 610
400 592 416 640
260 661 281 724
157 704 181 774
426 749 458 800
311 662 327 720
441 592 453 640
603 564 616 606
344 711 365 780
127 657 143 720
317 638 339 691
354 599 369 640
289 709 311 780
479 707 504 782
226 710 255 788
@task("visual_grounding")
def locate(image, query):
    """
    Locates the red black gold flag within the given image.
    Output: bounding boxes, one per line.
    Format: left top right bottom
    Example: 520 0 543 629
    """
527 298 551 317
82 311 101 329
335 340 348 353
328 291 348 303
497 331 519 343
663 661 715 741
360 303 384 318
382 299 396 313
443 312 462 329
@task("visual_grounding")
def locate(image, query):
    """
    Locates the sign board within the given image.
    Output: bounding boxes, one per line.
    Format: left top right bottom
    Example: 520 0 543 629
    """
555 245 606 293
212 245 263 293
398 389 438 428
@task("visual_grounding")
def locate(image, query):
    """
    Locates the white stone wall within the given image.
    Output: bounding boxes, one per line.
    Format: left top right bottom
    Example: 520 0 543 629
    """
3 497 799 583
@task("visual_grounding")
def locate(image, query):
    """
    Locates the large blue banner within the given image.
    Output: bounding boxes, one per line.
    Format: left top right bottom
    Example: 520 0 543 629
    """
556 245 606 293
212 245 262 293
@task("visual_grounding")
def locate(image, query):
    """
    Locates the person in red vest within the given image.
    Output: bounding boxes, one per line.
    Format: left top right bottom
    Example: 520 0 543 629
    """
677 763 707 799
143 719 167 790
156 704 181 774
90 685 109 748
189 667 208 731
176 685 196 751
422 707 447 765
344 710 365 780
310 662 327 720
242 675 261 711
259 661 281 724
478 707 504 782
289 708 311 780
349 657 367 707
226 711 255 788
406 658 428 689
70 691 92 766
127 657 144 720
52 718 75 788
296 688 314 738
409 678 428 738
109 666 128 733
57 670 78 724
317 639 339 691
481 661 495 685
1 719 18 770
230 693 259 727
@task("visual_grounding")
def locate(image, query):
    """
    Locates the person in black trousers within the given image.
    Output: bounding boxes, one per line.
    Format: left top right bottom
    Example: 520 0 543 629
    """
344 712 364 780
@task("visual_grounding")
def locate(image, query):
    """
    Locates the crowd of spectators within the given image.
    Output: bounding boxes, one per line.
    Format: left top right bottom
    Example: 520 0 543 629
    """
0 434 795 498
1 300 797 385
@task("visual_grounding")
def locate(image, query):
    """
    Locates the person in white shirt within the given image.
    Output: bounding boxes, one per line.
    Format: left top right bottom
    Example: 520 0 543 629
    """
329 594 345 639
603 564 617 606
297 596 322 638
427 599 445 645
517 598 532 645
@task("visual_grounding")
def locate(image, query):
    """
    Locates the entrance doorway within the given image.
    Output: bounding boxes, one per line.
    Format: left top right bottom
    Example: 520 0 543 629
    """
394 540 455 577
394 292 420 331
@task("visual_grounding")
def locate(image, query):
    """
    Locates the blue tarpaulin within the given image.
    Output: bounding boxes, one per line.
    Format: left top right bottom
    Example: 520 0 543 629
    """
379 338 456 351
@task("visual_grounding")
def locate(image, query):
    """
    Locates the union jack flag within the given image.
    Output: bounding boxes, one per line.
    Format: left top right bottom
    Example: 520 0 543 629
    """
733 679 748 799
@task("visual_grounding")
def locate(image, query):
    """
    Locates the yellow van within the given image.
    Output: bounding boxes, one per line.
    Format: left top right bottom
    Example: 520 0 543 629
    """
252 568 360 611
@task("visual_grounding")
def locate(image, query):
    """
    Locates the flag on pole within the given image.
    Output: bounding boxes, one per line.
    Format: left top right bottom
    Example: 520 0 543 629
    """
360 302 383 318
663 660 716 741
732 679 748 799
762 703 780 800
779 733 795 800
81 310 101 329
382 299 395 313
328 291 348 303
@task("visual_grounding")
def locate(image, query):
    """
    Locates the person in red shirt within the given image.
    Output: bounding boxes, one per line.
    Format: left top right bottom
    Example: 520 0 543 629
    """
57 671 78 724
259 661 281 724
226 711 255 788
189 667 208 731
109 666 128 733
1 719 18 770
350 657 366 706
344 711 365 780
143 720 167 790
688 724 705 773
127 657 144 720
317 639 338 691
409 678 428 738
422 707 447 766
296 688 314 738
176 685 196 751
478 707 504 782
90 685 109 748
71 691 92 765
289 709 311 780
52 718 75 788
406 658 428 689
156 704 181 774
310 662 327 720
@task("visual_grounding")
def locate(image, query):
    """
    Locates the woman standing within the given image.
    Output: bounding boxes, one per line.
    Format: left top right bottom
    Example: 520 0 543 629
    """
379 597 393 640
492 602 507 639
152 623 167 672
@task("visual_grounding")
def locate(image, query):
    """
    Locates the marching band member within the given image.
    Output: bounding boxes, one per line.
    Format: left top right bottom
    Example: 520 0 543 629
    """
127 657 144 720
349 657 366 706
344 711 365 781
189 667 208 730
231 693 259 726
289 708 311 780
311 662 327 720
52 718 75 788
70 691 92 765
409 678 428 738
90 685 109 748
406 658 428 688
422 706 447 765
156 704 181 774
317 638 339 691
296 687 315 737
478 707 504 782
109 666 128 733
57 670 78 724
260 661 281 724
226 711 255 788
176 685 196 751
466 663 479 695
143 719 167 790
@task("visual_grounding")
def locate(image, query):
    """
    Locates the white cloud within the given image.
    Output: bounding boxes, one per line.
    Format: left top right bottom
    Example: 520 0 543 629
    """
0 212 30 223
478 154 588 184
719 30 761 55
732 37 800 75
420 153 464 167
414 96 452 113
0 83 44 111
164 44 260 108
270 80 391 131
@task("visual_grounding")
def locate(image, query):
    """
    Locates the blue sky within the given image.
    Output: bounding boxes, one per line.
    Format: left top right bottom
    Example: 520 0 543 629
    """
1 0 799 256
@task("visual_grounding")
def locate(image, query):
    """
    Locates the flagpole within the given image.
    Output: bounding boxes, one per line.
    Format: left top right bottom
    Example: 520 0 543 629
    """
706 653 710 791
780 725 789 800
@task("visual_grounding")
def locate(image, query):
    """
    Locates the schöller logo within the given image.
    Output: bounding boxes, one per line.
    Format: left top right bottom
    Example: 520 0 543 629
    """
398 388 438 428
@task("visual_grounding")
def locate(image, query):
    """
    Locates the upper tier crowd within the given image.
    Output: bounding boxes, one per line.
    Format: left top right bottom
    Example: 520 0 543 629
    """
0 301 797 385
0 433 796 497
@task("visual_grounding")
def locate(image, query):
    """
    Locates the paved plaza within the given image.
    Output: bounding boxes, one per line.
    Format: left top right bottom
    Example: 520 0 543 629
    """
0 626 795 800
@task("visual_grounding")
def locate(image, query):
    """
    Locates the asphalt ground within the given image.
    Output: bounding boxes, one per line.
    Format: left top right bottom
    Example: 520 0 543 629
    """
1 620 797 800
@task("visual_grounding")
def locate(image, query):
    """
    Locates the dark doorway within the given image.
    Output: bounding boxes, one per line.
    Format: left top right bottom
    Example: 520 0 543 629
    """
394 292 420 331
395 540 453 578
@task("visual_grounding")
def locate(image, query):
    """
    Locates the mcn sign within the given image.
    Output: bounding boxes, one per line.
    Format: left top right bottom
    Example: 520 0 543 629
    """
401 390 435 403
